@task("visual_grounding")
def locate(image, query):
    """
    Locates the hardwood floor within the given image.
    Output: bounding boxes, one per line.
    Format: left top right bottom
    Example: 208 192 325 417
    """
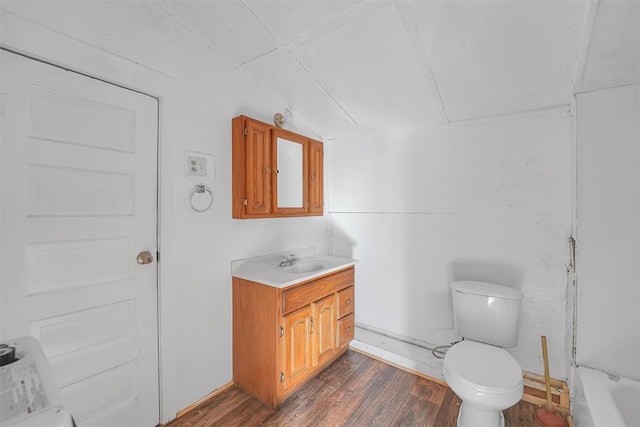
167 350 540 427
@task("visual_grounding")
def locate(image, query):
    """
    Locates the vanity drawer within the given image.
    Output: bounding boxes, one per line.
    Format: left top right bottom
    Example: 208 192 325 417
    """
282 267 354 315
337 286 354 318
337 313 354 347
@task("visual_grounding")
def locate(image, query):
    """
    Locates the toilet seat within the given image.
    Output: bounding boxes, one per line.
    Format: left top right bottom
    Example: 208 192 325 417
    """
444 340 523 393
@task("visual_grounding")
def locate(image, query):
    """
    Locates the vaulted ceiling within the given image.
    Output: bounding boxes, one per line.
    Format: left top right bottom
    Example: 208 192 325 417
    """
157 0 639 140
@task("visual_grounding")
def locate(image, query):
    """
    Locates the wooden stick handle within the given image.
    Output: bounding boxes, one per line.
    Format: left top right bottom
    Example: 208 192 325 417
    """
541 335 553 409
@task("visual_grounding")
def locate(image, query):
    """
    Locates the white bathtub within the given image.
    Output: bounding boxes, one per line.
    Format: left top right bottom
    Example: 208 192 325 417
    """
573 367 640 427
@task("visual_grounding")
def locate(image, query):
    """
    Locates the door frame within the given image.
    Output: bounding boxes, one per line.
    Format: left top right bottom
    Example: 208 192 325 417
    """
1 14 180 423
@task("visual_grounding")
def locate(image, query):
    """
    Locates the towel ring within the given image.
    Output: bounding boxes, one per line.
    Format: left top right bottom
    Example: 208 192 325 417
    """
189 184 214 212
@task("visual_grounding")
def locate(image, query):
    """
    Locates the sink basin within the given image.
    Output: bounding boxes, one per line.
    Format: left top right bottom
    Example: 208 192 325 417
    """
232 251 356 287
283 261 327 274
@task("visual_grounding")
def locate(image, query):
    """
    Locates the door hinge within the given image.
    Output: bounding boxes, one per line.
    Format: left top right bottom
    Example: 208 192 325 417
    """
280 372 285 382
156 251 160 263
244 127 248 136
279 326 284 337
243 197 248 206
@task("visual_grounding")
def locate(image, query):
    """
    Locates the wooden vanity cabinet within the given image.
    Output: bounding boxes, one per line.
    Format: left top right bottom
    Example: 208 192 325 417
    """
232 115 324 219
233 266 355 407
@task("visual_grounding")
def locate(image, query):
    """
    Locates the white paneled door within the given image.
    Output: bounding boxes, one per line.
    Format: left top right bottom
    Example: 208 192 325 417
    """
0 50 159 426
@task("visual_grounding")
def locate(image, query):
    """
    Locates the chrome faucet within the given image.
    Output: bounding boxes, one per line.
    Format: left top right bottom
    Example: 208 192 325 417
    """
279 254 300 267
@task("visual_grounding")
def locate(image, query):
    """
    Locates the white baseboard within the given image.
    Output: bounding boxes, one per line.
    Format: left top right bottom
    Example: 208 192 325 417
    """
350 327 445 382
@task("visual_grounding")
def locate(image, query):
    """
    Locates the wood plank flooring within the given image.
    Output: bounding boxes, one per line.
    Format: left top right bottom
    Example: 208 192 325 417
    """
167 350 540 427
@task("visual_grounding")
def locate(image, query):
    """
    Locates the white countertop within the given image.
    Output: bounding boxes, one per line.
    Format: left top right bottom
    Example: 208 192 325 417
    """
231 248 356 288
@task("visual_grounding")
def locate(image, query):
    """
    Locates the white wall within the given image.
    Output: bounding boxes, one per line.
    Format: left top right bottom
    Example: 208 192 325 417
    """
330 111 573 379
575 83 640 380
0 1 330 419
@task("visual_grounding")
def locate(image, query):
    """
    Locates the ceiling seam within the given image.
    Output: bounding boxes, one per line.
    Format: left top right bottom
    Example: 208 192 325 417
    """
241 1 388 67
242 0 379 46
394 0 450 126
150 0 327 138
149 1 243 71
572 0 601 87
239 0 281 48
253 80 324 139
446 104 571 128
239 0 372 138
281 1 388 51
369 104 571 137
3 4 178 81
287 52 365 134
574 75 640 95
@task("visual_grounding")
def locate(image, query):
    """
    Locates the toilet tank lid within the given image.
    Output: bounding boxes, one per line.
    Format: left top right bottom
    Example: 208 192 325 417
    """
451 281 522 300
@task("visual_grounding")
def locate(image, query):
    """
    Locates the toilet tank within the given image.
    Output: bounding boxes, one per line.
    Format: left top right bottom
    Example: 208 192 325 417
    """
451 281 523 347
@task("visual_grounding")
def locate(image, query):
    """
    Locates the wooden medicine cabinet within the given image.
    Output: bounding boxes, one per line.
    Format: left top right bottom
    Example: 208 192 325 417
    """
232 115 324 218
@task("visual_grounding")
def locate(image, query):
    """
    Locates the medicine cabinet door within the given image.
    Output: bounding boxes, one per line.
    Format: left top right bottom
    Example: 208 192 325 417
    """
273 129 307 215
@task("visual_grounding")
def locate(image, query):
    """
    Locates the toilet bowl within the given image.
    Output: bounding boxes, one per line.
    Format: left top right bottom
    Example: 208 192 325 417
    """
444 340 523 427
444 281 524 427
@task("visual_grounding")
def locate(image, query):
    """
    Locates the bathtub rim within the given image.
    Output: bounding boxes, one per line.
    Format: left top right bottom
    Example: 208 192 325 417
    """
577 366 639 427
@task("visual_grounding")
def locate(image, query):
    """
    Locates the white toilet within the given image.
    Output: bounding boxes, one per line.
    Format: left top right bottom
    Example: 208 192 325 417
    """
443 281 524 427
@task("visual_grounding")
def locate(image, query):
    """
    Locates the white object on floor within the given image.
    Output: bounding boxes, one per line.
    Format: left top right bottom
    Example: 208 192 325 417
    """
0 336 74 427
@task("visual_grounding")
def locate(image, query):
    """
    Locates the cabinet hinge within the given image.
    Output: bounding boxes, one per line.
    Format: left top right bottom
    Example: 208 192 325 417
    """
244 127 248 136
279 326 284 337
156 251 160 262
280 372 285 382
243 197 248 206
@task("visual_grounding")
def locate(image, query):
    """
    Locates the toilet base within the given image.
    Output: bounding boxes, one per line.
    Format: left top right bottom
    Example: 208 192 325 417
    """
457 401 505 427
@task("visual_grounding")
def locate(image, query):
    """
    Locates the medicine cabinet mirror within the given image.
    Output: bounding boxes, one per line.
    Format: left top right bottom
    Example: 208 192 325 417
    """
276 136 304 209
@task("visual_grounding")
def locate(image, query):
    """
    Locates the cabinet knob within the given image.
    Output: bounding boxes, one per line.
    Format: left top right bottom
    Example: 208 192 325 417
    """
265 167 272 173
347 326 352 333
347 298 352 305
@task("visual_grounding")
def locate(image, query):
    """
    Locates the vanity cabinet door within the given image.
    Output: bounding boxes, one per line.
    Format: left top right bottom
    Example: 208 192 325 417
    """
281 305 312 391
312 295 336 367
308 140 324 214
